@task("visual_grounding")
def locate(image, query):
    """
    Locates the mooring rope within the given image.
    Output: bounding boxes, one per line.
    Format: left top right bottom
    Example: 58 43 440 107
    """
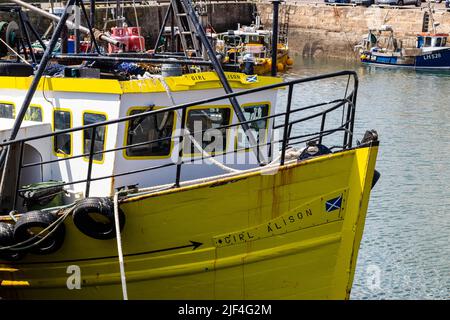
113 191 128 300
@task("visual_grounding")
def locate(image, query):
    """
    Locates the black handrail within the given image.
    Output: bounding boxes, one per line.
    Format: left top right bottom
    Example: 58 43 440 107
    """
1 71 358 211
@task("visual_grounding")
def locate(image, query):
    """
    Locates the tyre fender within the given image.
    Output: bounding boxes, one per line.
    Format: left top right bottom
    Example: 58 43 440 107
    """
14 210 66 255
72 197 125 240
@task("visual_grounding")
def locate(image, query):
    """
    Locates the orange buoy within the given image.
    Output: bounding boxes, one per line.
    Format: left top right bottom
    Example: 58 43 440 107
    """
277 63 284 72
286 57 294 66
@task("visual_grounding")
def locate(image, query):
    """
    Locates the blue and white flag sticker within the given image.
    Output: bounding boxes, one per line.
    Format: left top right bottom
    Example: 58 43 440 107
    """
246 75 258 83
325 195 342 212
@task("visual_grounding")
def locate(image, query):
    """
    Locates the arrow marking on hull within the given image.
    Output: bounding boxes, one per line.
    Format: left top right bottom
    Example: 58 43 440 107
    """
2 241 203 265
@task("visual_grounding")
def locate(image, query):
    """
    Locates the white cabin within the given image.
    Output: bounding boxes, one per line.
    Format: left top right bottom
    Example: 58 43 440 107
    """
0 72 281 208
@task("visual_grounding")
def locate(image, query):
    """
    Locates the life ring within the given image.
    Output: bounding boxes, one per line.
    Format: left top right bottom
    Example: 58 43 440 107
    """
0 222 26 261
13 211 66 255
72 197 125 240
0 62 34 77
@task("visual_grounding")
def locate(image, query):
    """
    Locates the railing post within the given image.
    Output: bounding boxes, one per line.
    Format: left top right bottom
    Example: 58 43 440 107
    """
319 113 327 145
85 126 97 197
175 108 187 187
13 141 25 211
280 84 293 165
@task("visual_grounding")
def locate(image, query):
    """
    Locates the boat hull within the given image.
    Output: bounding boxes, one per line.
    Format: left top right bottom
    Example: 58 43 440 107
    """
361 48 450 69
1 143 379 299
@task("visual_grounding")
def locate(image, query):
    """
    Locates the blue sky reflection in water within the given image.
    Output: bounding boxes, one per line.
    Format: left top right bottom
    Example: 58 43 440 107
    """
280 58 450 299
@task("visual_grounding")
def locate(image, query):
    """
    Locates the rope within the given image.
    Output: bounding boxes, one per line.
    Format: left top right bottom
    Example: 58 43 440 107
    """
113 191 128 300
0 207 71 252
159 77 242 173
0 37 32 66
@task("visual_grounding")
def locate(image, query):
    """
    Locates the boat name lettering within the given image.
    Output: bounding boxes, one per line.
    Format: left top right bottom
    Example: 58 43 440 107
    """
190 75 207 81
423 53 442 60
226 74 241 80
214 207 315 247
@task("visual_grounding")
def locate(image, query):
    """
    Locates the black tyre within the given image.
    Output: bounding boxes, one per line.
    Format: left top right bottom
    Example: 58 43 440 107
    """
72 197 125 240
0 222 26 261
14 211 66 255
0 62 33 77
415 0 421 6
398 0 404 5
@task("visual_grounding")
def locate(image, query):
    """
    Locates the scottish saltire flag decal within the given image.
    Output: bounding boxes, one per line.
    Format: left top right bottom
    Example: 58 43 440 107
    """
246 75 258 83
325 195 342 212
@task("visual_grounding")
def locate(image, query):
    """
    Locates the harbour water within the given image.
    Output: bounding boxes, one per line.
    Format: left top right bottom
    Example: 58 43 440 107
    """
283 58 450 300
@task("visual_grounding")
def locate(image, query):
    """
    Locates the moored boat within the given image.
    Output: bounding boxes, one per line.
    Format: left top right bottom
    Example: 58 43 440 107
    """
215 12 293 75
0 0 379 300
356 4 450 69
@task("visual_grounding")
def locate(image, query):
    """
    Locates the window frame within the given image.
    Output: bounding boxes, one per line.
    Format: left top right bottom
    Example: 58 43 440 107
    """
52 108 73 158
0 101 16 119
123 106 177 160
234 101 271 153
184 105 233 157
24 104 44 122
82 110 108 164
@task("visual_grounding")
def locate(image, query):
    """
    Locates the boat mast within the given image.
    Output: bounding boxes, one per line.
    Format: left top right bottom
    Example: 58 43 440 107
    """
271 0 281 77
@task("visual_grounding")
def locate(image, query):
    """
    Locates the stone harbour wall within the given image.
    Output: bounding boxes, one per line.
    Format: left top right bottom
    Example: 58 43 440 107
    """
257 3 450 60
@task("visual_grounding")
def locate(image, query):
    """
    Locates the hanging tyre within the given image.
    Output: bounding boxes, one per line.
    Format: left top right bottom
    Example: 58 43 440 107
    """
13 211 66 255
0 222 26 261
72 197 125 240
0 62 34 77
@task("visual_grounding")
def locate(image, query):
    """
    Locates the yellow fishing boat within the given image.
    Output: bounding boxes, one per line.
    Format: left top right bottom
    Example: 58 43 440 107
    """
0 69 379 300
215 16 293 75
0 0 379 300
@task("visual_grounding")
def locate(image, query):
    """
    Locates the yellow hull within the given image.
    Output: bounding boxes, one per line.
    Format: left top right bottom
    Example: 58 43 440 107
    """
254 52 291 75
1 143 378 299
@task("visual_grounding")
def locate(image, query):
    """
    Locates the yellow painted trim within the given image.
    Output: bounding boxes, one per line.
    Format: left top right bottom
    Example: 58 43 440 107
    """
82 110 108 165
25 104 44 122
0 76 123 94
183 105 233 157
52 108 73 158
234 101 271 153
122 106 177 160
0 72 282 94
0 280 30 287
0 100 16 119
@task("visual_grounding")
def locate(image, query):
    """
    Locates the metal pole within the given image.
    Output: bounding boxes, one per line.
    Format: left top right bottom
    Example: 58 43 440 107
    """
9 0 121 47
271 0 281 77
53 54 213 66
85 126 97 197
74 2 81 54
153 4 173 52
0 0 77 170
90 0 96 28
180 0 264 164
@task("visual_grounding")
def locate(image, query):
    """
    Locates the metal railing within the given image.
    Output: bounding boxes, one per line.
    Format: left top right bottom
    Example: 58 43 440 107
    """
0 70 358 211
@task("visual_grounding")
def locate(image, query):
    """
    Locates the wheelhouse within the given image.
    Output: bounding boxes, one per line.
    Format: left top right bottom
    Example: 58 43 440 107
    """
417 33 449 48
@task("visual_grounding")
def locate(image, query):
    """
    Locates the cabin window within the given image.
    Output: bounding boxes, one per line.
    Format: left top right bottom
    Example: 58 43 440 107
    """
53 110 72 156
24 106 43 122
83 112 107 162
436 38 442 47
0 103 14 119
443 38 447 46
236 103 270 150
425 37 432 47
185 107 231 154
126 108 175 157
